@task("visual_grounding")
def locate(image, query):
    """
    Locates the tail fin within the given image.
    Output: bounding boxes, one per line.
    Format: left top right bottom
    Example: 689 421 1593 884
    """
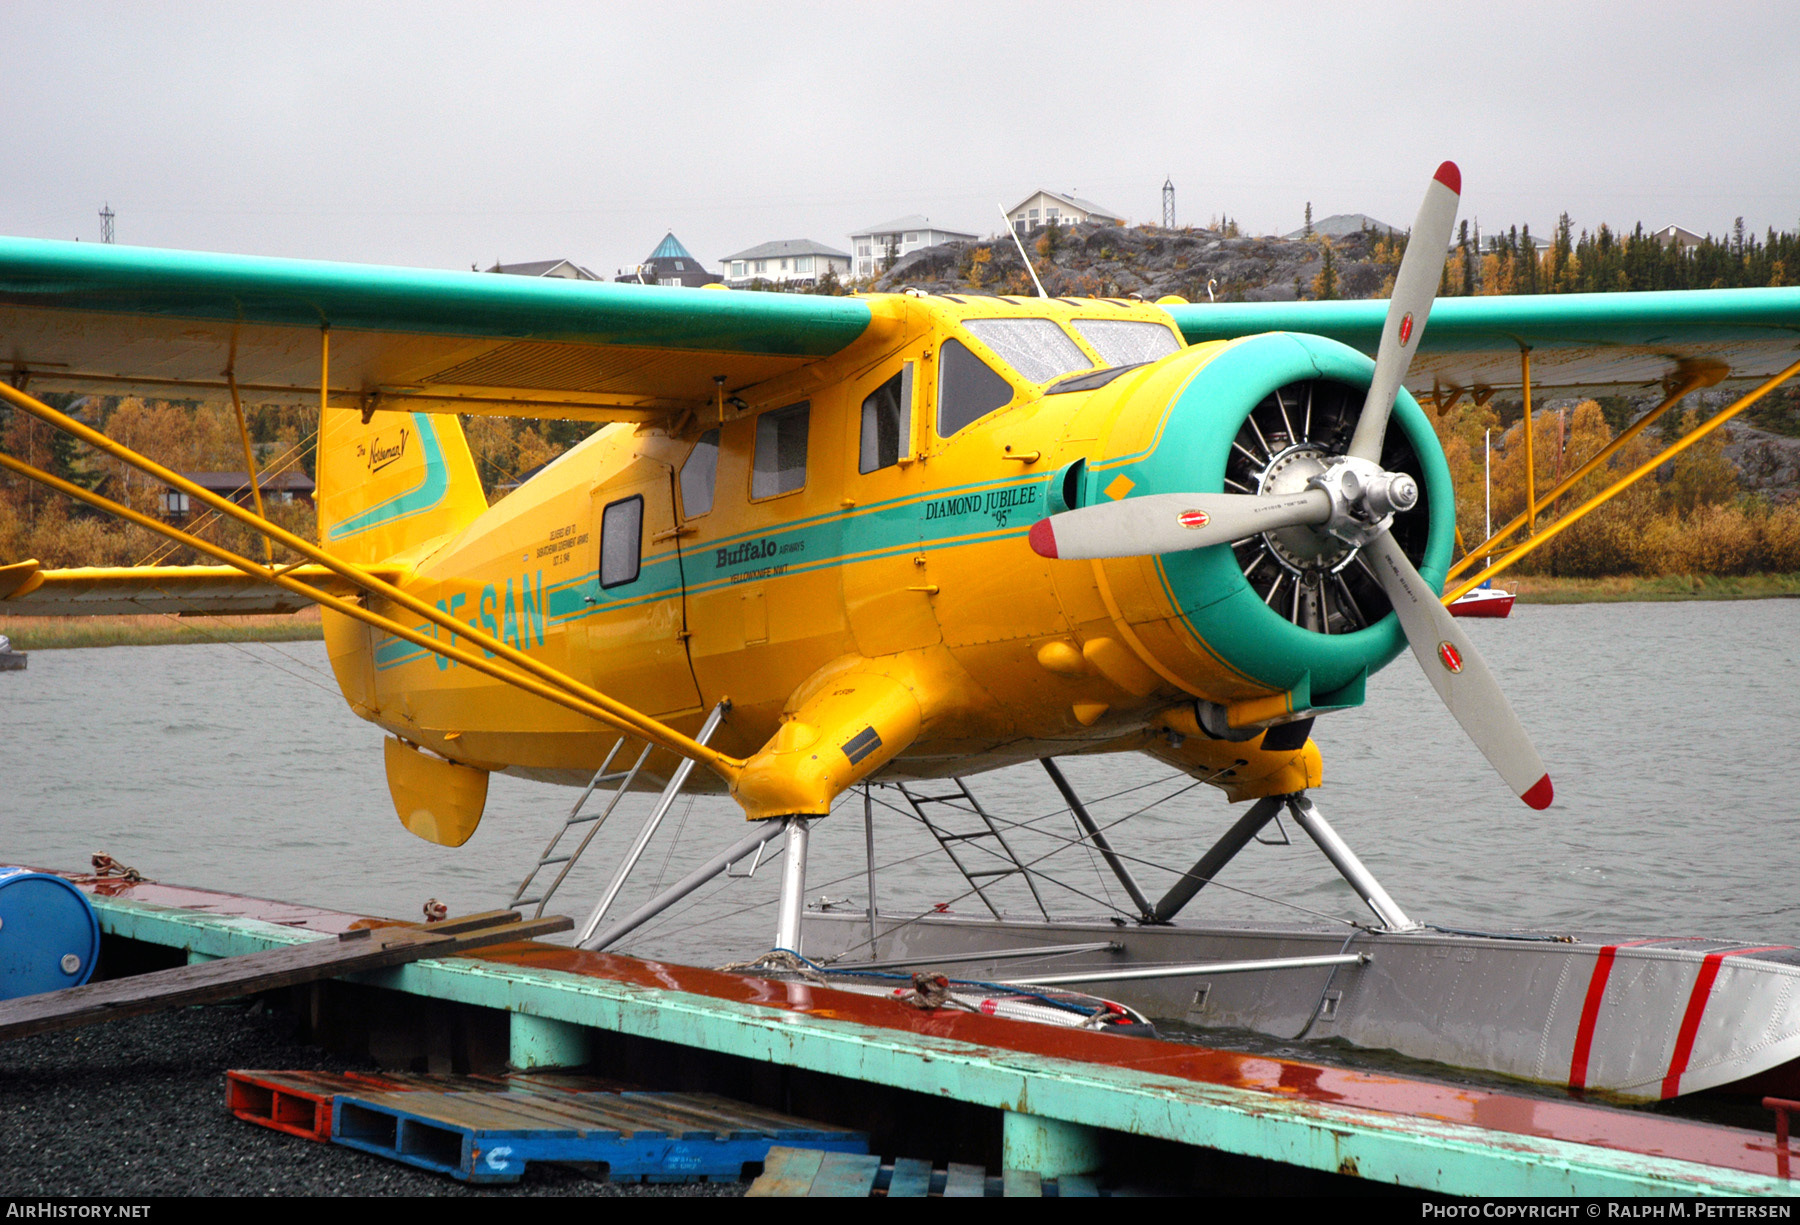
315 408 486 564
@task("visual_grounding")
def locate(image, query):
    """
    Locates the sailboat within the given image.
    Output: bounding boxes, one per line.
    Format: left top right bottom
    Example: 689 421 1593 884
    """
1450 426 1515 618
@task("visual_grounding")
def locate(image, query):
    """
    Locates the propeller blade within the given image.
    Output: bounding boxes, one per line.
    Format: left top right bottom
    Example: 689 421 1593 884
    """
1347 161 1461 463
1361 531 1553 809
1028 490 1331 560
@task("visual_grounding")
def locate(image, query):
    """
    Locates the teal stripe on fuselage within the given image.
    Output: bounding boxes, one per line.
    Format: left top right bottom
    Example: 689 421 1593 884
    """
372 472 1050 672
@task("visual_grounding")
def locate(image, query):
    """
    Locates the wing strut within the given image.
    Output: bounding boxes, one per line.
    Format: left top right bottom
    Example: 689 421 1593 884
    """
0 381 744 783
1443 354 1800 603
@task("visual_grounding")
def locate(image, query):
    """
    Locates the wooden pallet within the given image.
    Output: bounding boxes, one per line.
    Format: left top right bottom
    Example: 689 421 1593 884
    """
325 1082 866 1184
747 1146 1103 1197
226 1069 414 1141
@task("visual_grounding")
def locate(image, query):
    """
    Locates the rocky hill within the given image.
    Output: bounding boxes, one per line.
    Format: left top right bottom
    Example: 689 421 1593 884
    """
874 220 1396 302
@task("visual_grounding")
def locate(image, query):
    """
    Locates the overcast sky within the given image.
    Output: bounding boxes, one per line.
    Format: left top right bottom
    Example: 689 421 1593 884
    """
5 2 1796 278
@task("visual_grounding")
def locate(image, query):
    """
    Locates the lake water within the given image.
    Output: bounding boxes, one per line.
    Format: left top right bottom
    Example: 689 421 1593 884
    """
3 600 1797 967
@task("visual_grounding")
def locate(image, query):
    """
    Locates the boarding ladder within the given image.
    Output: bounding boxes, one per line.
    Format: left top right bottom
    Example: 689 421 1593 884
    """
511 701 729 919
892 779 1050 921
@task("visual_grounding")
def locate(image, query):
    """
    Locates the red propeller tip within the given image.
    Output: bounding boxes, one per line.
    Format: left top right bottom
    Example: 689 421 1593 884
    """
1521 774 1553 810
1433 161 1461 195
1027 519 1058 559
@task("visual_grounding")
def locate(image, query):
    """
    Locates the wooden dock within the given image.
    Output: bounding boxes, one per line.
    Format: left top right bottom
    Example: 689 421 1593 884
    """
36 871 1800 1197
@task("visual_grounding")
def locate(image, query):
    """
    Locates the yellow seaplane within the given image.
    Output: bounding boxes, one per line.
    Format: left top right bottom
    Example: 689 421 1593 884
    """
7 167 1800 1101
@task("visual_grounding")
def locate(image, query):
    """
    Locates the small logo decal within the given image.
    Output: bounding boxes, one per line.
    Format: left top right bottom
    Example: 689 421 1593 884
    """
1398 312 1415 345
1437 641 1463 673
1178 509 1210 530
841 726 883 766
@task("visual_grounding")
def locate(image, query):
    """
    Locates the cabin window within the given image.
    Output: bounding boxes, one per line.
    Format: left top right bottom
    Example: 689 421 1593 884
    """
964 318 1093 384
752 402 809 498
680 429 720 517
1071 319 1183 367
936 339 1015 438
859 365 913 473
599 495 643 589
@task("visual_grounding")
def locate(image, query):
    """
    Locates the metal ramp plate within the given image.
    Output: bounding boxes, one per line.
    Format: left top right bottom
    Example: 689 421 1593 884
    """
747 1146 1106 1197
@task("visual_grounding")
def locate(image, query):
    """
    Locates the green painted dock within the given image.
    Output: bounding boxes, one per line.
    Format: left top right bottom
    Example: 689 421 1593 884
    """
74 878 1799 1197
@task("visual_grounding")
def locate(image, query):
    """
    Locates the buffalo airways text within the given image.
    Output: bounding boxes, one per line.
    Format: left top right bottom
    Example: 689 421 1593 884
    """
710 483 1044 579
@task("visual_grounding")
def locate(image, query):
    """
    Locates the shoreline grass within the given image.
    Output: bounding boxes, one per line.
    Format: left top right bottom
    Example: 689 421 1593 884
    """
4 573 1796 650
1508 573 1800 603
0 606 324 651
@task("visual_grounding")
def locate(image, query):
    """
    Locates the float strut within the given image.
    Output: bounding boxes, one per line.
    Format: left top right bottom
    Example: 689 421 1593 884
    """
576 701 729 946
583 822 786 952
775 817 811 953
1286 795 1418 932
1041 758 1156 921
1152 795 1285 922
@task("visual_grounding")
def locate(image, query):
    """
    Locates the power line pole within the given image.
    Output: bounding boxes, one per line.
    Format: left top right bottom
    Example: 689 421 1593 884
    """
99 204 115 244
1162 178 1176 229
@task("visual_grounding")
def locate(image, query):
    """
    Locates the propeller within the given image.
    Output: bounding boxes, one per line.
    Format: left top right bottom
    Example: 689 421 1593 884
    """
1028 162 1554 810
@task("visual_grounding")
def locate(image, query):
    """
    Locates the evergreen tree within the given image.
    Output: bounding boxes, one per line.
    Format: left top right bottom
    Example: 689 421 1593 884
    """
1311 242 1339 300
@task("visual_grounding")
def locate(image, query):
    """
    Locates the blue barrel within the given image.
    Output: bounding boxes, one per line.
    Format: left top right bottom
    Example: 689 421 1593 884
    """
0 868 101 999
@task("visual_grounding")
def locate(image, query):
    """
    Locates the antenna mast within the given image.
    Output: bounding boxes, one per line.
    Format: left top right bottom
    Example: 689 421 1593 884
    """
99 204 115 244
1162 178 1175 229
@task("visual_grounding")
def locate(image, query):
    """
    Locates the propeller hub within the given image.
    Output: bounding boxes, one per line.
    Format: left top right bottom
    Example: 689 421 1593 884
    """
1255 443 1353 573
1308 456 1416 549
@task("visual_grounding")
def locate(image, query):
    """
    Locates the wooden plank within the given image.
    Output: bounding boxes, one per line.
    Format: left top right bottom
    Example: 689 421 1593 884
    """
748 1146 824 1197
0 913 569 1042
808 1150 881 1197
1002 1168 1043 1197
944 1161 987 1197
885 1156 933 1198
645 1092 856 1139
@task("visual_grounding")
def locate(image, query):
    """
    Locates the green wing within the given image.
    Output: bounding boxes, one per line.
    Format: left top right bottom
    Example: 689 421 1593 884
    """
1165 289 1800 395
0 237 878 421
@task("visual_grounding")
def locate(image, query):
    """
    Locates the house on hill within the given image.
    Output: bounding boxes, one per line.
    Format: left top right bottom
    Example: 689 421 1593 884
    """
485 258 600 280
616 233 717 287
720 239 851 288
162 471 315 519
1652 224 1706 251
848 216 977 280
1005 190 1124 236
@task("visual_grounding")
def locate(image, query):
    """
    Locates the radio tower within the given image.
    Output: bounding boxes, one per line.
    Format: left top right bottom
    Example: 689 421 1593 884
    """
1162 178 1175 229
99 204 115 244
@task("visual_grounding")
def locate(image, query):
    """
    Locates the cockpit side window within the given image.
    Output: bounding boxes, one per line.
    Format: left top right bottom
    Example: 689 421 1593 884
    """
936 340 1014 438
859 366 912 473
599 495 643 589
751 402 809 498
679 429 720 517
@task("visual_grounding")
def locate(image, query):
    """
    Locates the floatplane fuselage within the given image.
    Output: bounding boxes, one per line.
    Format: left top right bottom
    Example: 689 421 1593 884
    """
328 291 1449 839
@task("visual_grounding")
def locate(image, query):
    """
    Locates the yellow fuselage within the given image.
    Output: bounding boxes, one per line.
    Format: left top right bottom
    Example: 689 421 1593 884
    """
325 293 1347 818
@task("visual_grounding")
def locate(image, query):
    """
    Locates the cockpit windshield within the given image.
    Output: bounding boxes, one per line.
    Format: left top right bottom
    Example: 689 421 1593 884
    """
1070 319 1182 367
963 318 1094 384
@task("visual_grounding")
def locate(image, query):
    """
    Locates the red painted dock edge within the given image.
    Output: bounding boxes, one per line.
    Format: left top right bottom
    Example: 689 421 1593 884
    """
66 873 1792 1182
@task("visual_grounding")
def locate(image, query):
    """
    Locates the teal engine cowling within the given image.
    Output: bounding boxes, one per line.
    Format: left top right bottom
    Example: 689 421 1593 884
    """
1070 331 1455 717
